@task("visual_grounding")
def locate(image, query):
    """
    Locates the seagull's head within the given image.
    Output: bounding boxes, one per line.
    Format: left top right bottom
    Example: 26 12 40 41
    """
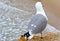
35 2 48 20
35 2 42 11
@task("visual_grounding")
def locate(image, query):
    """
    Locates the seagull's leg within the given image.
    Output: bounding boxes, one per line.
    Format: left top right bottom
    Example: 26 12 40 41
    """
40 32 43 41
41 32 43 39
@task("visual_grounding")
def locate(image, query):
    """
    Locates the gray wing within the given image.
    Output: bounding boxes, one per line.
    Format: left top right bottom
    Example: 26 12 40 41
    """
27 14 47 34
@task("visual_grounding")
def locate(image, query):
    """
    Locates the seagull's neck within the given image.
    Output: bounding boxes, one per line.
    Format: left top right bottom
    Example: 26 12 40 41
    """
36 11 48 20
35 2 47 18
36 11 46 17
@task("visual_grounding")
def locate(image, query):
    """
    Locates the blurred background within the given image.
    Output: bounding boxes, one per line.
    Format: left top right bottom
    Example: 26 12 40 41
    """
0 0 60 41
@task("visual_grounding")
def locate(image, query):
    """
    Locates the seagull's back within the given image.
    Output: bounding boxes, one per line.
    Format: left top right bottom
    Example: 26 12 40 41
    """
28 14 47 34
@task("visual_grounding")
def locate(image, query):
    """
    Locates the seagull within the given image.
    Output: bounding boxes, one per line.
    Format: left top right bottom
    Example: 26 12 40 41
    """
23 2 48 39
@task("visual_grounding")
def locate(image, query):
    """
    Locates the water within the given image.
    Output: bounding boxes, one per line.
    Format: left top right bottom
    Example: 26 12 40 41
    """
0 2 33 41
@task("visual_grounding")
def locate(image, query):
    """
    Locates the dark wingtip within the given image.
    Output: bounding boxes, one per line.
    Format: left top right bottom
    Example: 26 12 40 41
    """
24 32 30 39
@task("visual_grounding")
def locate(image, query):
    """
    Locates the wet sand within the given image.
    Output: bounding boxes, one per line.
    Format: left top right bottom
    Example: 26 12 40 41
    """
41 0 60 30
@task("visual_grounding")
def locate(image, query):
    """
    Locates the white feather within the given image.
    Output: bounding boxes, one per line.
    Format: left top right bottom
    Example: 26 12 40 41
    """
35 2 48 20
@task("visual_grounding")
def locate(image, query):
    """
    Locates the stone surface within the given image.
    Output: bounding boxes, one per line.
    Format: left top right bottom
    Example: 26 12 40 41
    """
0 2 32 41
0 0 36 14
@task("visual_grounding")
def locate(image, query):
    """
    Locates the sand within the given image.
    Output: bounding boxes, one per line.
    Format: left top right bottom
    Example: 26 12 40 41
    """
18 32 60 41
